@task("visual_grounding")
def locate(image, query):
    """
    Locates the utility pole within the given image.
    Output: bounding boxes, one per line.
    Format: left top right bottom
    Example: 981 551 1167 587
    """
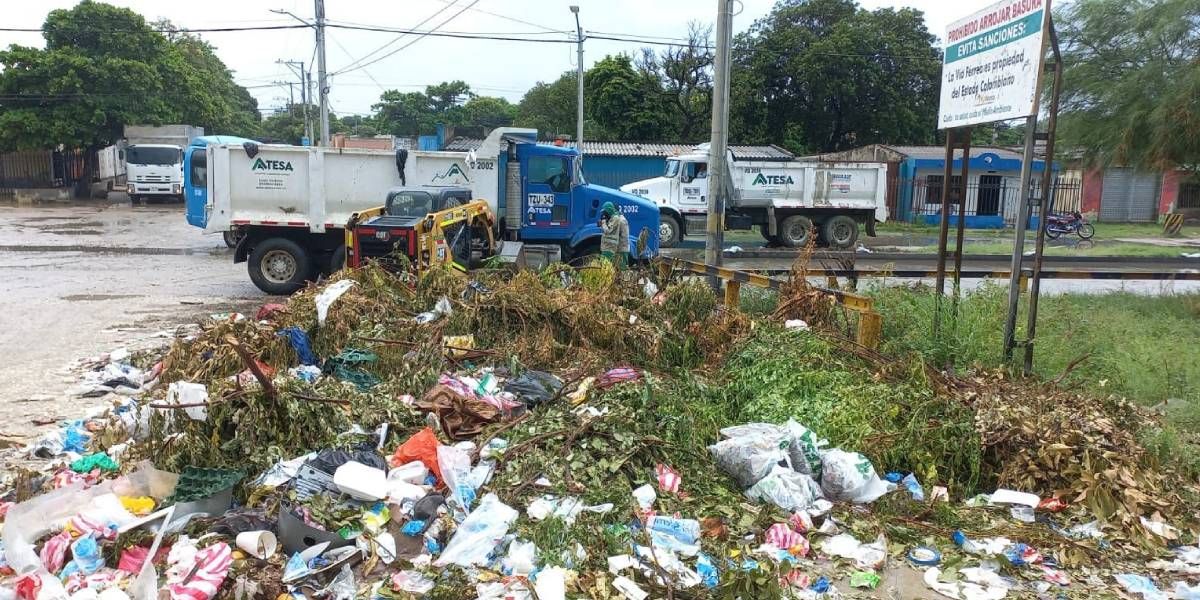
278 59 312 143
314 0 330 146
704 0 734 287
569 6 584 159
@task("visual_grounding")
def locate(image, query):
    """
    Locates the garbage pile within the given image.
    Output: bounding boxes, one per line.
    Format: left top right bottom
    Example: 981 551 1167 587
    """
2 261 1199 599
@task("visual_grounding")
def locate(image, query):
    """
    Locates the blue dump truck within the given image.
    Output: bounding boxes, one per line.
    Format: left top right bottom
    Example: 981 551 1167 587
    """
185 128 660 294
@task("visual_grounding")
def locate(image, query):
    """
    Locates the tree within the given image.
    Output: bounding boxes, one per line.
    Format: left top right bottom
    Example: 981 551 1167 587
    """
585 55 669 140
372 81 511 137
260 103 345 144
0 2 261 193
516 74 578 137
459 96 516 137
1057 0 1200 170
373 90 436 136
638 22 714 141
729 0 942 154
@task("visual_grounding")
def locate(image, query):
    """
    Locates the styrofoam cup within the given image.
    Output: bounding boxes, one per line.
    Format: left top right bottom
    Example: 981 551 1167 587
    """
235 530 278 559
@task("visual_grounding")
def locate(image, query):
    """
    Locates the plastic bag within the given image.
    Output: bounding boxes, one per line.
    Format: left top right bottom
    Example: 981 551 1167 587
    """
781 420 826 477
390 427 443 483
277 327 318 366
820 449 895 503
709 436 789 488
502 371 563 407
165 540 233 600
437 444 477 512
503 540 538 576
308 446 388 475
433 493 518 567
164 382 209 422
647 516 701 556
745 466 824 512
315 280 355 326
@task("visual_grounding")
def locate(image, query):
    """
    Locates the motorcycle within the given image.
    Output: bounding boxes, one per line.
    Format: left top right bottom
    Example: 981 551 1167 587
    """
1044 211 1094 240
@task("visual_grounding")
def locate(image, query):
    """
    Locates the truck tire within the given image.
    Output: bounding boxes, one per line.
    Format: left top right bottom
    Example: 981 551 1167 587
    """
248 237 312 295
822 216 859 249
759 224 780 246
778 215 815 248
659 213 682 248
329 245 347 272
223 229 246 249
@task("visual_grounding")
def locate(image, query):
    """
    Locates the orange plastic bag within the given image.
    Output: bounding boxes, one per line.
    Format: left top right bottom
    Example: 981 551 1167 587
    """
391 427 443 484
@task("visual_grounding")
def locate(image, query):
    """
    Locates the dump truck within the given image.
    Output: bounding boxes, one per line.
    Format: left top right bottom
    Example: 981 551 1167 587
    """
621 144 887 248
124 124 203 203
186 127 659 294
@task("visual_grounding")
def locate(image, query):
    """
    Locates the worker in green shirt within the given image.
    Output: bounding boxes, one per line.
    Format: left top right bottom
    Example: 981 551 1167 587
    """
599 201 629 268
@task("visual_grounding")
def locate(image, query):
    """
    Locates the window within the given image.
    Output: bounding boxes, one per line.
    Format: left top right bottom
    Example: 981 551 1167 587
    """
126 146 181 165
189 149 207 189
1180 181 1200 210
386 191 434 217
682 162 708 183
664 159 680 178
529 156 571 193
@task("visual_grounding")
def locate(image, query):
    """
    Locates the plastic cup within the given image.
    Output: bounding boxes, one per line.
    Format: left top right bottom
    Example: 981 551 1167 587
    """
236 530 278 559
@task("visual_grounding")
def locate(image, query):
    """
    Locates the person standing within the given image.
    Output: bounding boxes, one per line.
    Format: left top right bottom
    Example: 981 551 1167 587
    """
599 201 629 267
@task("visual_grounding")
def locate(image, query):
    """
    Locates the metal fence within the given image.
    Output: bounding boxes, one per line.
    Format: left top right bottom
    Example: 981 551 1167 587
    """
901 177 1082 222
0 148 89 197
1180 180 1200 210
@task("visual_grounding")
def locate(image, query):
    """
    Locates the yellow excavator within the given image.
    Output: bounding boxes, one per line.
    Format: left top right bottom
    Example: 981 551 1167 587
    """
345 187 497 273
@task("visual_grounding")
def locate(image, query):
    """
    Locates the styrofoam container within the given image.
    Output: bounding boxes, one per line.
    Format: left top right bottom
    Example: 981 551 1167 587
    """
333 461 387 501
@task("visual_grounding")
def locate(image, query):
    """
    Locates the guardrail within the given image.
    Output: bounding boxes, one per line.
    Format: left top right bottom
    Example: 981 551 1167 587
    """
660 258 882 349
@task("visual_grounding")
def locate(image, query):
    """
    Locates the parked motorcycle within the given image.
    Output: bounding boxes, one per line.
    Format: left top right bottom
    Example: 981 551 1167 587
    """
1044 211 1094 240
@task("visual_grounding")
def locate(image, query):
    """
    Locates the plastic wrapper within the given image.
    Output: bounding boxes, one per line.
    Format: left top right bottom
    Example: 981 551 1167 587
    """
502 371 563 407
433 493 518 568
391 427 444 483
820 449 895 503
165 540 233 600
503 540 537 576
745 466 824 512
708 436 789 488
164 382 209 422
392 571 436 594
314 279 355 326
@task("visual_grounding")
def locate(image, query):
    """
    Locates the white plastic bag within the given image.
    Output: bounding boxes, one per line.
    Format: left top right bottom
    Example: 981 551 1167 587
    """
820 449 895 503
165 382 209 422
437 444 477 512
745 466 824 512
708 436 789 488
434 493 518 568
503 540 538 576
315 279 355 326
782 420 827 477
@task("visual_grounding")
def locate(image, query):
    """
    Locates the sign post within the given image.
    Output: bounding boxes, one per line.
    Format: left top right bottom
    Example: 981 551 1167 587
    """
936 0 1056 368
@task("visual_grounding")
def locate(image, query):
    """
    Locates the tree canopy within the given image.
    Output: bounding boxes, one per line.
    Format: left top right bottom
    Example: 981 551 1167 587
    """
0 1 259 151
1056 0 1200 170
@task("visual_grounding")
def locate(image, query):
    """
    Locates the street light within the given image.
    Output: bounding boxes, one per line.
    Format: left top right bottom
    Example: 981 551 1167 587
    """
570 5 583 161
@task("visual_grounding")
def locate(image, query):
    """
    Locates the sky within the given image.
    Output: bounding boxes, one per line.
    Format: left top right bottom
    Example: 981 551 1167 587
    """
1 0 1002 119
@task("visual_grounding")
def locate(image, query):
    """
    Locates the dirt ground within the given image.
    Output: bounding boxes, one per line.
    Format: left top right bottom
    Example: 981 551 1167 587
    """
0 199 270 442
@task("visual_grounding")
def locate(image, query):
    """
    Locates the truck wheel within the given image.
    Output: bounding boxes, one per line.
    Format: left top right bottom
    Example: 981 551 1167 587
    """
329 245 347 272
659 214 682 248
822 216 859 249
778 215 815 248
223 229 246 249
248 238 312 295
758 224 780 246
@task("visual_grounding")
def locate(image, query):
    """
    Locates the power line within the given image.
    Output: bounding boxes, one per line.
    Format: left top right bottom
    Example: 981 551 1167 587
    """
331 0 483 77
328 1 462 76
0 24 308 33
429 0 562 34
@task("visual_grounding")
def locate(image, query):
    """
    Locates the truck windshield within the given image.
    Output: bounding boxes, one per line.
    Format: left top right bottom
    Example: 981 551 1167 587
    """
664 159 680 178
127 146 180 165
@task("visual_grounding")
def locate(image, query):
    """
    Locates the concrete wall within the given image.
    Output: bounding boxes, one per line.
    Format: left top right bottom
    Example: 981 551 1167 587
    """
332 135 395 151
1081 169 1104 216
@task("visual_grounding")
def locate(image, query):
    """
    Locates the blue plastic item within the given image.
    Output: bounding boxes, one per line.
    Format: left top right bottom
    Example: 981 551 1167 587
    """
696 553 719 588
810 576 831 593
901 473 926 501
278 327 319 366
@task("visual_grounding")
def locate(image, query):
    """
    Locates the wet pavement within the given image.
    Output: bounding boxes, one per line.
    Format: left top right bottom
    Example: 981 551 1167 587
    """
0 200 266 441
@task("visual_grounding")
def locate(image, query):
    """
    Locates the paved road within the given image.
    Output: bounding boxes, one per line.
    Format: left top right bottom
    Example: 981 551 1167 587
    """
0 200 266 441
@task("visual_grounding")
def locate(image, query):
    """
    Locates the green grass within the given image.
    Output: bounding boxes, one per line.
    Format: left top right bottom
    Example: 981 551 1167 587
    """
871 283 1200 406
895 240 1195 257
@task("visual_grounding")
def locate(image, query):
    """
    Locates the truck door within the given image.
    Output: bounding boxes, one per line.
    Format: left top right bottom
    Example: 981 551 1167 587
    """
679 161 707 211
184 147 208 228
519 146 574 241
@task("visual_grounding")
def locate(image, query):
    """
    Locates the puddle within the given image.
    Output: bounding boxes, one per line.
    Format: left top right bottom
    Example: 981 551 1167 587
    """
61 294 144 302
45 229 104 236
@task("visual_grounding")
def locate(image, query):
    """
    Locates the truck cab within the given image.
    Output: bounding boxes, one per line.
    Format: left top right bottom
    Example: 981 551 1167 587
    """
125 144 184 203
499 133 659 262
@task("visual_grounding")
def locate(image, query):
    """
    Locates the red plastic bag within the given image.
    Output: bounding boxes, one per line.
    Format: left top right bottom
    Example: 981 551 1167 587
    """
391 427 443 483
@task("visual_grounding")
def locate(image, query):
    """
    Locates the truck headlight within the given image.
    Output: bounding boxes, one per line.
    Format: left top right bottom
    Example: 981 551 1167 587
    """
127 184 134 194
172 184 181 194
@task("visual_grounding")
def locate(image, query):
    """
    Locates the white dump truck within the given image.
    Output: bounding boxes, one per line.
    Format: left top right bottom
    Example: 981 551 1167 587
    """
621 144 888 248
187 128 659 294
124 124 203 203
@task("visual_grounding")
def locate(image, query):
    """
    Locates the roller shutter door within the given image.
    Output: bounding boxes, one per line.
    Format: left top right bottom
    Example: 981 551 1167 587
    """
1100 168 1160 222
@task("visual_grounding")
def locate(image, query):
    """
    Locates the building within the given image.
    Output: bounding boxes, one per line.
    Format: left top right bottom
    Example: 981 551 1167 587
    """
442 137 793 189
813 144 1058 228
331 134 396 151
1079 166 1199 223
